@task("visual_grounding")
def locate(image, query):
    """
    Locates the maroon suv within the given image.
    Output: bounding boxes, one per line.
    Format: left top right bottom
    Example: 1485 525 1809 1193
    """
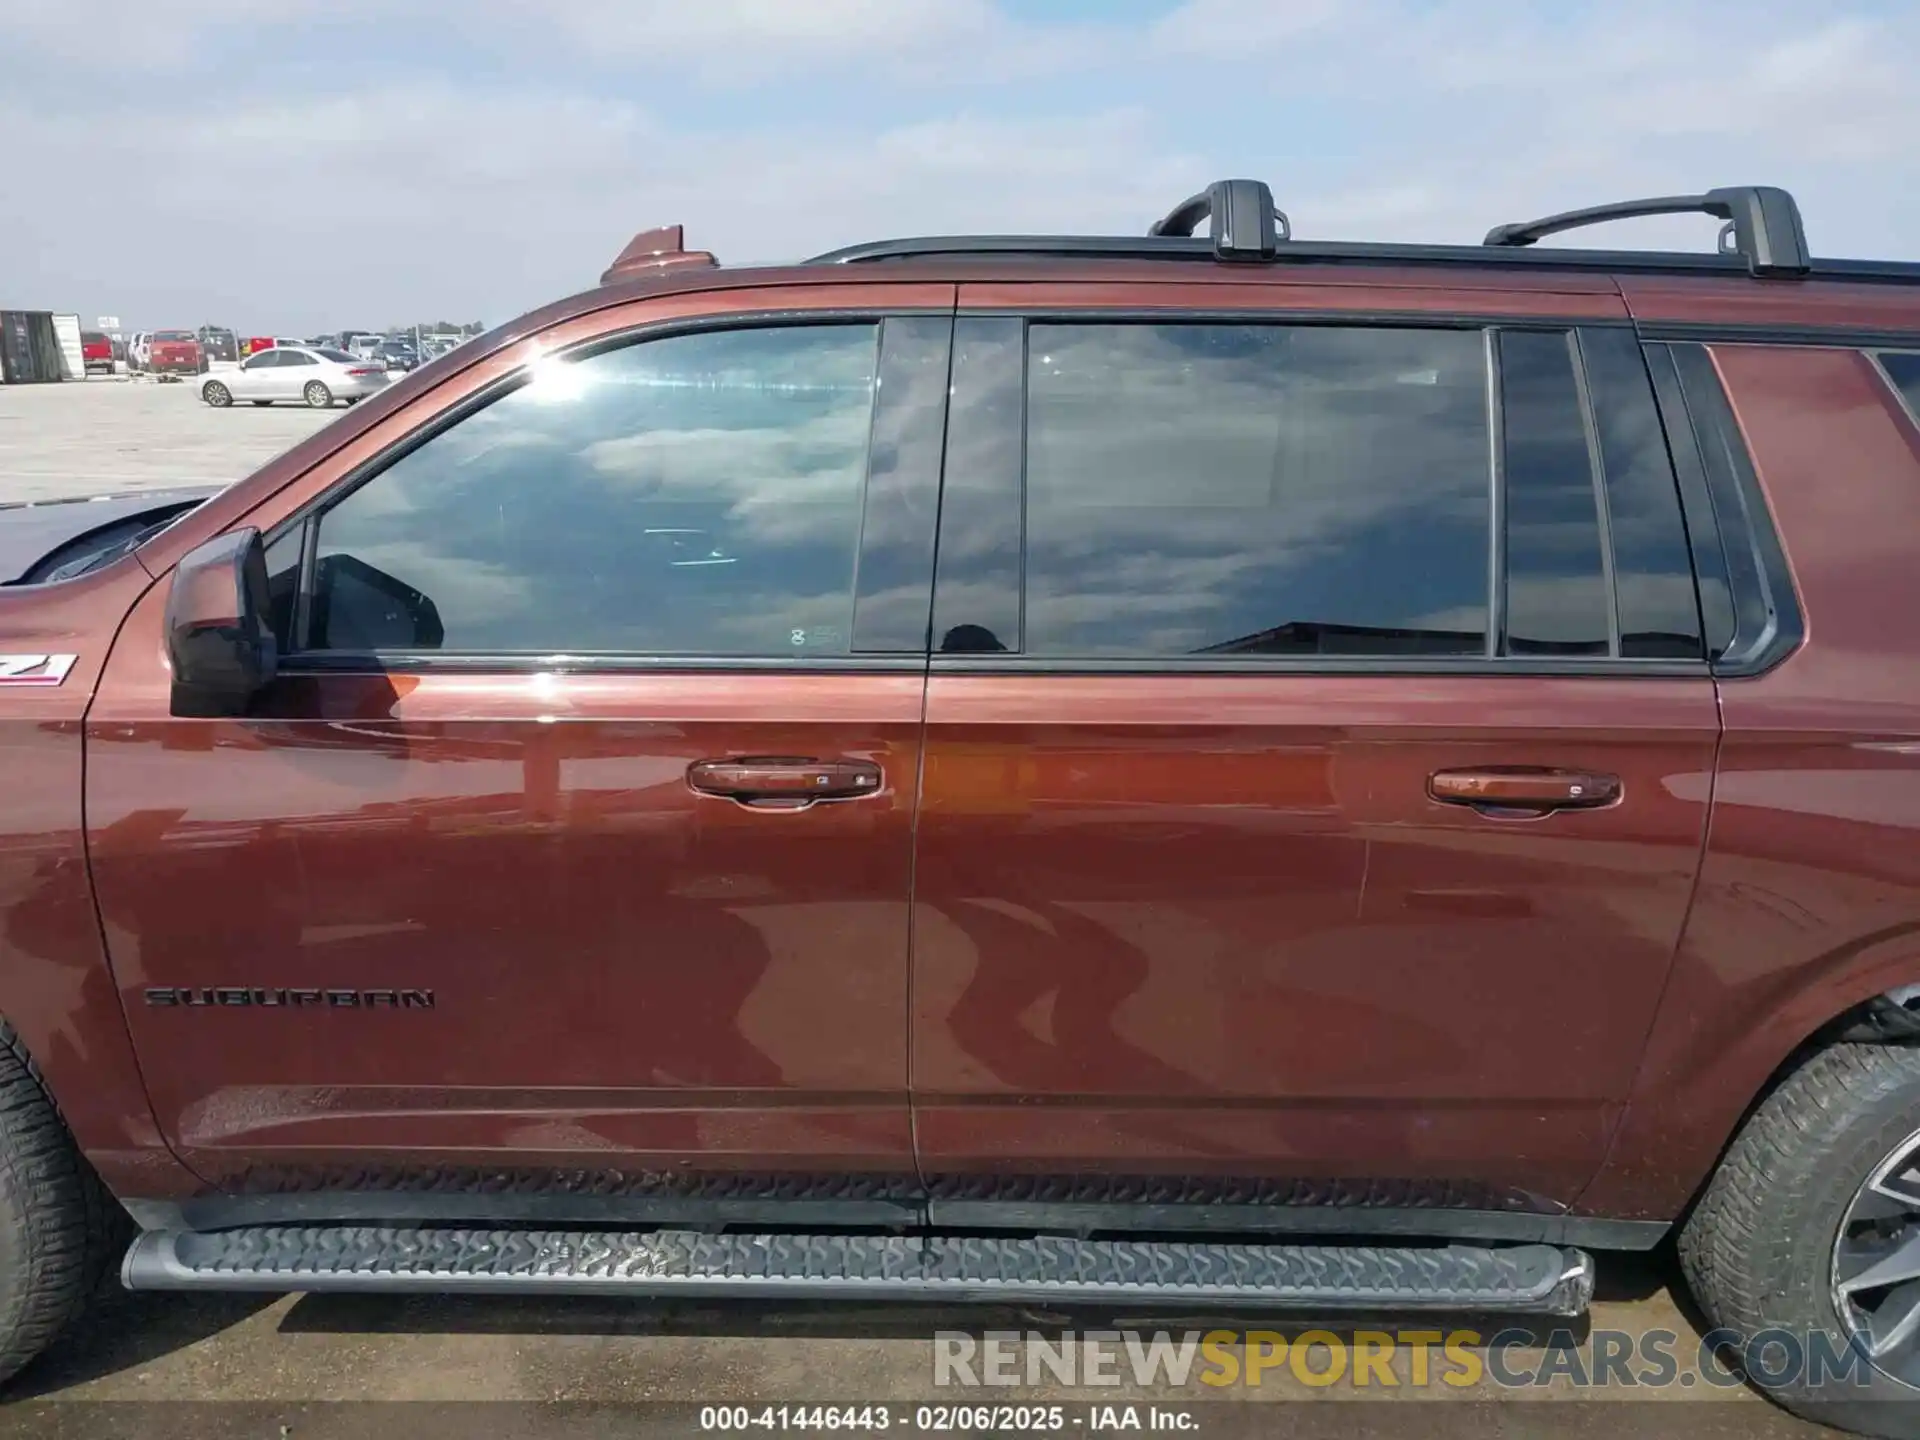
0 181 1919 1435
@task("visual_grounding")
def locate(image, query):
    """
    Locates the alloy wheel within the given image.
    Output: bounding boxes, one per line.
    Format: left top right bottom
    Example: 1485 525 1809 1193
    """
304 382 331 408
1833 1121 1920 1387
203 383 230 408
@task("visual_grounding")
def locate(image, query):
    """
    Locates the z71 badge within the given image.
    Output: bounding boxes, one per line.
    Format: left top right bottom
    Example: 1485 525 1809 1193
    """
0 654 77 687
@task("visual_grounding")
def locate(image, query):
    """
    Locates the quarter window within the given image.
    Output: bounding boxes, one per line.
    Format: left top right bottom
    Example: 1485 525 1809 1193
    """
1020 323 1492 658
300 323 882 657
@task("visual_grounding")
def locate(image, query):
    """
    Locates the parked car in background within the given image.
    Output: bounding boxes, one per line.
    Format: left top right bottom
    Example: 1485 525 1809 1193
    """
144 331 205 377
126 331 150 372
80 332 115 375
195 327 238 364
377 338 420 372
198 344 389 408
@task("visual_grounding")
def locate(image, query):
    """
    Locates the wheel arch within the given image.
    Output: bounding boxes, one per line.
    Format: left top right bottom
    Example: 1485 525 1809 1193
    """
1580 923 1920 1223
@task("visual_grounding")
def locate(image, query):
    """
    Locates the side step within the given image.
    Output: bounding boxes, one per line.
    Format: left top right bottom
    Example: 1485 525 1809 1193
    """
123 1227 1594 1316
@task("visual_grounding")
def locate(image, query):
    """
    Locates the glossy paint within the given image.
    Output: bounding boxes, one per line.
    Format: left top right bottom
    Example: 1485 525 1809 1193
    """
0 251 1910 1223
912 672 1716 1208
1579 342 1920 1219
0 563 200 1196
87 637 923 1179
83 280 952 1184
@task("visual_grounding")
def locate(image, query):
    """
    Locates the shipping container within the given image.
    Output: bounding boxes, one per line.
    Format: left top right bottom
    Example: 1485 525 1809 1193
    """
0 311 66 384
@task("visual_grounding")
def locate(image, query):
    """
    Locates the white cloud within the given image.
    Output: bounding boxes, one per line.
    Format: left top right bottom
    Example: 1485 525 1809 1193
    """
1 1 1915 330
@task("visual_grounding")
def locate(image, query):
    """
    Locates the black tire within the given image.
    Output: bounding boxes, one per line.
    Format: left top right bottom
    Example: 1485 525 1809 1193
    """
1681 1044 1920 1437
201 381 231 408
303 381 333 409
0 1022 124 1386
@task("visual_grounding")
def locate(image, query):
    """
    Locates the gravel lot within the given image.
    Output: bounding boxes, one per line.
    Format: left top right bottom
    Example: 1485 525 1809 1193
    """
0 373 1836 1438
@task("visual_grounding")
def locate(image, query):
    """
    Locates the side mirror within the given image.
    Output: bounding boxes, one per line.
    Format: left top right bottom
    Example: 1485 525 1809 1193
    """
166 529 278 717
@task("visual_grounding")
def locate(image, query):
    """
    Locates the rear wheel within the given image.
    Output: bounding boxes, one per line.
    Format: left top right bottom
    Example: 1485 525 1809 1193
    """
201 381 231 408
303 381 333 409
1682 1043 1920 1437
0 1023 125 1385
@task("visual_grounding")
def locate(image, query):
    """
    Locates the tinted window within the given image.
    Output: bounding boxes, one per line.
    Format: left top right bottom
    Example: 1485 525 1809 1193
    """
306 324 880 656
263 526 302 651
243 352 279 370
1498 330 1609 656
153 331 194 342
931 318 1025 654
281 351 317 366
847 317 951 652
1578 328 1703 658
1020 323 1491 657
316 348 358 363
1882 352 1920 424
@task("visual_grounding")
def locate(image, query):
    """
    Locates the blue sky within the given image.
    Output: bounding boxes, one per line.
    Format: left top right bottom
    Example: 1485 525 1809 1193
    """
2 0 1915 332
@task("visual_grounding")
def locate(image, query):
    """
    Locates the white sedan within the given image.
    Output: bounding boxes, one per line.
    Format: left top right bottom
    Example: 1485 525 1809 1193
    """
199 345 391 409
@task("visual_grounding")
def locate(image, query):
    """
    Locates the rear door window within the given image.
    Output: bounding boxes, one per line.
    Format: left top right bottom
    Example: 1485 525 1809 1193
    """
1019 322 1491 658
931 317 1704 666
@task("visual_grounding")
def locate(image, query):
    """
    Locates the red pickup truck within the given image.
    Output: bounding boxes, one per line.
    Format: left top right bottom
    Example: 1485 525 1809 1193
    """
0 182 1918 1437
144 330 205 377
79 332 114 376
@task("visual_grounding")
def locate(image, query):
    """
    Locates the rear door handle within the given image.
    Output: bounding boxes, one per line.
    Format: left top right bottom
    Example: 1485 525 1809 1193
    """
687 757 884 808
1428 768 1621 813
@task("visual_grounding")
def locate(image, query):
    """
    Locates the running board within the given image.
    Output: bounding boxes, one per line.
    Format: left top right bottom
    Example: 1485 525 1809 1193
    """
122 1227 1594 1315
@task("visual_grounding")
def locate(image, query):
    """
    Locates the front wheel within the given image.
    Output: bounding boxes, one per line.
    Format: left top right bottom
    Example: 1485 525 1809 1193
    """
1682 1043 1920 1437
0 1024 125 1385
303 381 333 409
201 381 231 408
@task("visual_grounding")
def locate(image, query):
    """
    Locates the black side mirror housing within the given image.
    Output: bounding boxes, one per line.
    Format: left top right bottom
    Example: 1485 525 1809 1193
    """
166 528 278 717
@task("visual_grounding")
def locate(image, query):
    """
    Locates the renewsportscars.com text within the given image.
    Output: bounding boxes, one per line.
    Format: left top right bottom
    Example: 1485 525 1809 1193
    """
932 1327 1875 1391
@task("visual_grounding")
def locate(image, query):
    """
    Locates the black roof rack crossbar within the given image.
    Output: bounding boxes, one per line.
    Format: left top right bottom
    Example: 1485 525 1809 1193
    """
1484 186 1810 278
1147 179 1289 260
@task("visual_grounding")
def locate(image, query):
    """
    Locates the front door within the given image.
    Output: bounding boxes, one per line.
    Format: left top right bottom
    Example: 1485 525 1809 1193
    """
89 306 954 1192
911 295 1718 1215
230 350 285 400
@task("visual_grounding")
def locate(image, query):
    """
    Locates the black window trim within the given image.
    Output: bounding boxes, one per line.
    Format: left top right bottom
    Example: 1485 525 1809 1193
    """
1647 341 1805 678
263 306 955 677
1482 327 1504 660
1565 329 1625 659
929 308 1711 679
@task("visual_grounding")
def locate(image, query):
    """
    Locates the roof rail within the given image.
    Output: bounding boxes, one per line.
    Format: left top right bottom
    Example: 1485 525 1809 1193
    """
1484 186 1810 278
1147 179 1289 261
807 177 1910 283
601 225 717 284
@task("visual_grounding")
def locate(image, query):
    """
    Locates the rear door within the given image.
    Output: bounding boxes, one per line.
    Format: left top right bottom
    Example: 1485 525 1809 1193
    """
911 284 1719 1217
89 298 953 1191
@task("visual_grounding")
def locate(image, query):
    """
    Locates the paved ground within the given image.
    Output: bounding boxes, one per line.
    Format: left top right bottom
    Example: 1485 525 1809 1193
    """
0 372 333 502
0 374 1844 1437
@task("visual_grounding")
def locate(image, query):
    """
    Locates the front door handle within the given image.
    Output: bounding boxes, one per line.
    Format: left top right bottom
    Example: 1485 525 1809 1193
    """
687 757 883 808
1428 767 1621 814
